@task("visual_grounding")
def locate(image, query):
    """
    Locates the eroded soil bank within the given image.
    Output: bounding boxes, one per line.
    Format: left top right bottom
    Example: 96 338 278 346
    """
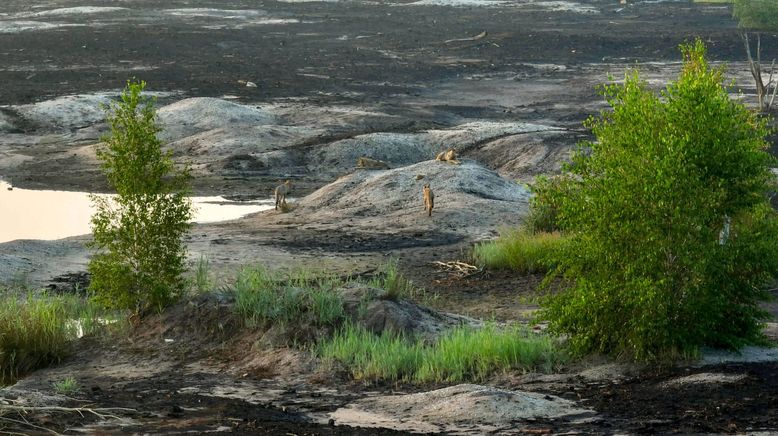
3 292 778 434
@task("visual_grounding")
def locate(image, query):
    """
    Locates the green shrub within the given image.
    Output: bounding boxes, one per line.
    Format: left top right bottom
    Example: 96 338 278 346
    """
526 175 578 233
473 229 564 273
319 323 565 383
89 80 192 313
538 40 778 361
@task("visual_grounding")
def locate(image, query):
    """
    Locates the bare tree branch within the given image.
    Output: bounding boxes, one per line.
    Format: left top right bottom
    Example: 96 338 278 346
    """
0 416 62 435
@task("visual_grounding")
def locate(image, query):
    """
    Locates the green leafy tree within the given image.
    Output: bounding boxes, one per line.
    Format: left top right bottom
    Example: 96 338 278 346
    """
88 80 193 313
734 0 778 31
733 0 778 112
539 40 778 360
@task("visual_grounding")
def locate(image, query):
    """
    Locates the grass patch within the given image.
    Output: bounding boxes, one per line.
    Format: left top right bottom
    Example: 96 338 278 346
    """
233 261 436 329
53 376 80 395
472 229 564 273
0 291 115 384
320 323 566 383
370 259 436 304
191 254 212 294
232 266 345 328
319 325 424 381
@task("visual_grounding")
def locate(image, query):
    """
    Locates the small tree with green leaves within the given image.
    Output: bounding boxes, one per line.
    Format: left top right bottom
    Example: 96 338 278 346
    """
88 80 192 313
538 40 778 361
733 0 778 112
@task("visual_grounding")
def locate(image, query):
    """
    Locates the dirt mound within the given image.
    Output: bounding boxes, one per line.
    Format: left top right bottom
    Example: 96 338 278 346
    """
131 293 240 354
229 347 315 379
423 121 560 148
171 124 321 180
470 129 577 182
330 384 594 433
0 111 13 132
268 103 404 131
157 97 275 140
310 132 435 175
14 94 113 131
278 159 530 237
339 282 478 341
308 121 563 176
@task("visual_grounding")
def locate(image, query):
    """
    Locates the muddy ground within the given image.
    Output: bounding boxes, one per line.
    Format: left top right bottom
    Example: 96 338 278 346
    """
2 0 778 434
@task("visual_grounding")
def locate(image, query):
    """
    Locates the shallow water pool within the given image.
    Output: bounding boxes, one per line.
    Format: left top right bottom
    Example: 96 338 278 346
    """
0 181 272 243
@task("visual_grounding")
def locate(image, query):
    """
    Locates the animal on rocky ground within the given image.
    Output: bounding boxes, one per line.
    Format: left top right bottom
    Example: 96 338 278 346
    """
274 180 292 210
435 148 460 165
356 156 390 170
423 183 434 217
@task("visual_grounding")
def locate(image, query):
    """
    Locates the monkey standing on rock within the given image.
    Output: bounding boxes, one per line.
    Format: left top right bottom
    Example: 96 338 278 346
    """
423 183 434 217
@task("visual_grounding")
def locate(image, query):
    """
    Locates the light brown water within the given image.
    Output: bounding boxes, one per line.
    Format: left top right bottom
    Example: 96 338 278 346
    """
0 181 272 243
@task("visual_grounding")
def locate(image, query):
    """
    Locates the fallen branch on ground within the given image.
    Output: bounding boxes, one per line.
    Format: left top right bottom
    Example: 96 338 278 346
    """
0 404 137 435
431 260 482 277
0 405 136 420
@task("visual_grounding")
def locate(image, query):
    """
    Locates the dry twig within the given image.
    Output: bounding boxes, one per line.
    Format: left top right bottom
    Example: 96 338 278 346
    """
431 260 482 277
0 405 135 419
0 404 136 435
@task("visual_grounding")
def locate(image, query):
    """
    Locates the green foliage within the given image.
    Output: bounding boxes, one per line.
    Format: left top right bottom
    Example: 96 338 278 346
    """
538 40 778 360
370 258 435 303
232 266 345 327
0 291 111 384
526 175 577 233
734 0 778 31
319 324 424 381
415 324 565 381
373 258 415 300
192 254 212 294
88 80 192 313
53 376 80 395
320 323 565 383
473 228 564 273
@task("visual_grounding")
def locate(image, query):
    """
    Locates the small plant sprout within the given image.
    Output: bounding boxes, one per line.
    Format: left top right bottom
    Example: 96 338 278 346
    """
53 376 80 395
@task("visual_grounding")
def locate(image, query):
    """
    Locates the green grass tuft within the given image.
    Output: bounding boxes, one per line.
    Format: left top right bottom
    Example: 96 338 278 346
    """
232 266 344 328
192 254 212 294
472 229 565 273
416 324 563 382
370 259 436 303
319 325 424 381
53 376 80 395
376 258 416 300
319 323 566 383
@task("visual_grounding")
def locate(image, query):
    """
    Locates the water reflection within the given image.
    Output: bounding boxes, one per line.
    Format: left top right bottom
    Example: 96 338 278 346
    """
0 181 272 243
